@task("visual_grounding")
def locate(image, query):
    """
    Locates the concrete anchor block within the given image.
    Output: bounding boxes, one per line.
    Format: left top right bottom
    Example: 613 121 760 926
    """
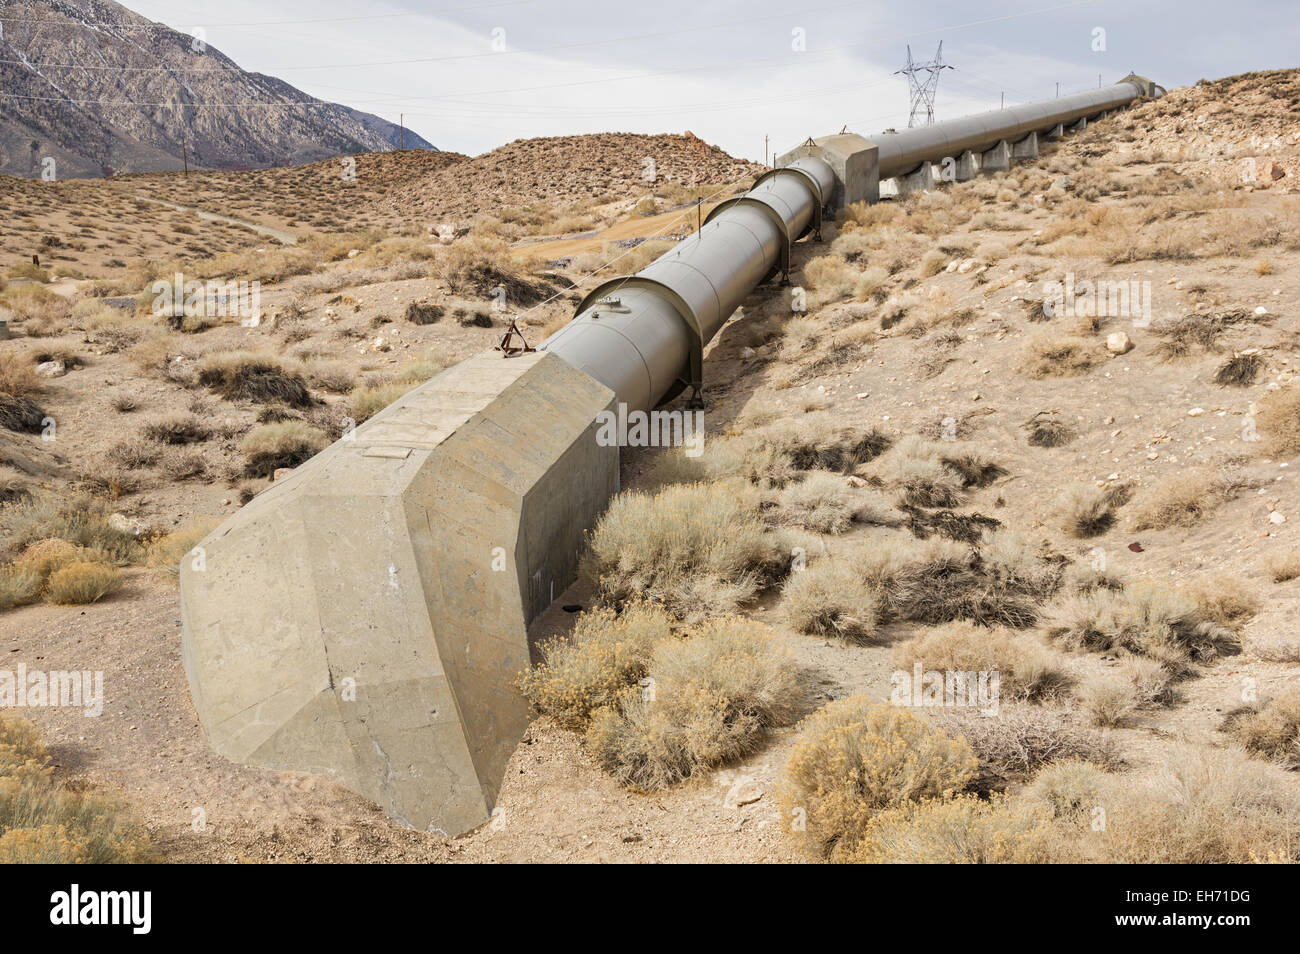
1012 131 1039 160
981 139 1011 173
882 161 937 197
181 351 619 836
1045 123 1065 141
954 150 979 182
1070 117 1087 133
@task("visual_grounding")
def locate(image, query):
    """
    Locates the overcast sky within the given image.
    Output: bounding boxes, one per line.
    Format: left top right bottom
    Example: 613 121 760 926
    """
122 0 1299 160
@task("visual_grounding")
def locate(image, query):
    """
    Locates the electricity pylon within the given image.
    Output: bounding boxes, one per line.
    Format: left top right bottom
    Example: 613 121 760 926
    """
896 42 954 127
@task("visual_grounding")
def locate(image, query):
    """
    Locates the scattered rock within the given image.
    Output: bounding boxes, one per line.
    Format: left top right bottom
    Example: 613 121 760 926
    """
35 360 66 377
1106 332 1134 355
724 776 764 809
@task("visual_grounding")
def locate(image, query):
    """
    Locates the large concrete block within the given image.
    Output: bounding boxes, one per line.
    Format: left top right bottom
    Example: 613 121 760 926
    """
981 140 1011 172
776 133 879 208
180 351 618 835
1012 132 1039 160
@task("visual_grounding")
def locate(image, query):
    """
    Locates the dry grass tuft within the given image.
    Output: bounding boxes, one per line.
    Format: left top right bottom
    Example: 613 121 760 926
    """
782 559 880 642
1129 468 1244 530
1060 483 1129 537
1215 352 1262 387
197 352 312 407
1021 335 1101 378
1264 550 1300 583
1047 580 1241 670
143 411 210 445
1222 686 1300 768
239 422 330 477
1077 675 1139 727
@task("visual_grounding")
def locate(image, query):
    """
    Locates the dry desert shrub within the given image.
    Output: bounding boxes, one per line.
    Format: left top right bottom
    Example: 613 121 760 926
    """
518 604 672 729
1030 746 1300 863
196 352 312 407
0 539 120 608
1021 333 1103 379
43 561 121 605
932 704 1121 791
239 422 330 477
891 621 1070 703
1185 574 1261 628
778 696 977 861
143 411 210 445
1222 686 1300 768
881 437 965 508
782 558 880 642
306 360 356 394
802 255 859 307
842 793 1053 864
767 471 880 534
583 481 788 620
146 517 221 579
1023 412 1076 448
1128 468 1244 530
1122 656 1179 708
0 493 141 565
0 352 42 399
404 301 444 325
0 713 151 863
1076 674 1139 727
1047 580 1241 670
865 529 1061 629
584 616 800 790
434 236 552 305
1255 384 1300 458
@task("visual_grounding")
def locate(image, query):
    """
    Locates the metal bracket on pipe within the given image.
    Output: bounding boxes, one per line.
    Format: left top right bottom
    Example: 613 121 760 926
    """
575 275 707 406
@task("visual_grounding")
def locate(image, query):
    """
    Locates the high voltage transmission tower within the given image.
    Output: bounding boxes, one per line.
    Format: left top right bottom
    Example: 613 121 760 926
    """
895 42 954 127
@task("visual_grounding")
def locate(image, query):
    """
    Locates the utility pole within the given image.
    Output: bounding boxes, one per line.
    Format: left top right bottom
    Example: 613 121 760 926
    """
1000 91 1004 109
765 134 769 167
1056 82 1060 98
895 42 953 127
400 113 404 150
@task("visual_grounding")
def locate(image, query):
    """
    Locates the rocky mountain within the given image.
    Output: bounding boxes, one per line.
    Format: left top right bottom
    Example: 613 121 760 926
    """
0 0 436 178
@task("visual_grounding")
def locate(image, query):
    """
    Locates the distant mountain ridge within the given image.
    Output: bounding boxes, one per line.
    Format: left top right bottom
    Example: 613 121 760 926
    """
0 0 436 178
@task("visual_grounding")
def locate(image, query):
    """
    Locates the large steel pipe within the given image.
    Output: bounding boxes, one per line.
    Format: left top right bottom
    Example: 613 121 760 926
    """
542 156 835 410
876 81 1147 178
